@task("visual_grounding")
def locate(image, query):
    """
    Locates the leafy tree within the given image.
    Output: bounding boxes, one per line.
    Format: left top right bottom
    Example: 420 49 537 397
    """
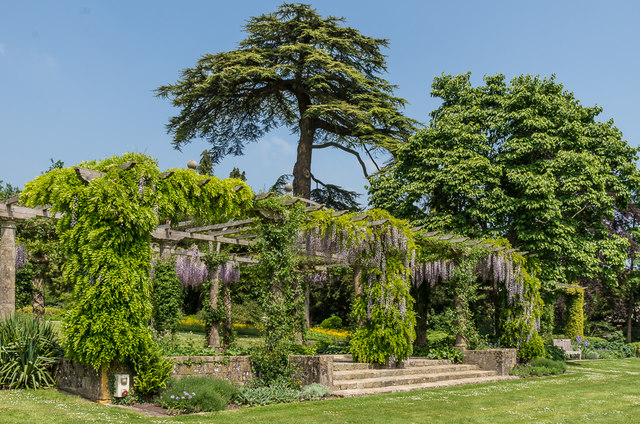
197 150 214 175
229 167 246 181
0 180 20 202
369 73 640 287
157 3 416 199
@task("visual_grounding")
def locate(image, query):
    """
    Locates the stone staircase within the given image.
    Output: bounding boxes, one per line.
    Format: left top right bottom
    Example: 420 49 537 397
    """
330 355 516 397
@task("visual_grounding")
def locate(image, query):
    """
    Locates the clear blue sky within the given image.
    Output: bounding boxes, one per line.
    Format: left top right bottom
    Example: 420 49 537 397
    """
1 1 639 203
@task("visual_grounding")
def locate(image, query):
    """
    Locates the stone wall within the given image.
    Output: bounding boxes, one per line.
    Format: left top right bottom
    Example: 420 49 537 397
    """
169 355 253 384
462 348 517 376
56 359 133 403
289 355 334 388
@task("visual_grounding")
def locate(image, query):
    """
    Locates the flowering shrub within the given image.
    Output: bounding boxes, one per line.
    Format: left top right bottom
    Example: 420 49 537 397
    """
157 376 236 413
309 327 352 340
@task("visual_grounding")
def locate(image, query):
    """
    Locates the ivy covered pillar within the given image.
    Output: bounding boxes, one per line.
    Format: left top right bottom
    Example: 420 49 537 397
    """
564 286 584 339
207 268 222 352
0 220 16 319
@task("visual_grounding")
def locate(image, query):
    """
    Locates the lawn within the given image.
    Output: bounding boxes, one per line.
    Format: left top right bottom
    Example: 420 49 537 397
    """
2 359 640 423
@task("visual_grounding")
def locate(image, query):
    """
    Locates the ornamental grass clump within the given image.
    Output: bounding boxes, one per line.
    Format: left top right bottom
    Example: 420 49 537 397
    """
157 376 236 413
0 315 62 389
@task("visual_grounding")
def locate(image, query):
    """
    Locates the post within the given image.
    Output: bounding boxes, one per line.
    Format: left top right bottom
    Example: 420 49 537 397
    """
304 285 311 331
159 241 172 260
353 266 363 326
207 270 222 351
222 281 232 349
0 221 17 319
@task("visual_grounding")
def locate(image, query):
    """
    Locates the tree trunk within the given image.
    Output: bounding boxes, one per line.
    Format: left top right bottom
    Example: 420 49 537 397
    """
304 285 310 331
353 267 364 327
207 270 222 352
627 291 634 344
222 282 232 349
292 117 315 199
32 271 45 322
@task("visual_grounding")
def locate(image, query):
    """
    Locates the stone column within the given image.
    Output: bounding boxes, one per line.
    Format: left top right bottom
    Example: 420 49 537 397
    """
0 221 17 319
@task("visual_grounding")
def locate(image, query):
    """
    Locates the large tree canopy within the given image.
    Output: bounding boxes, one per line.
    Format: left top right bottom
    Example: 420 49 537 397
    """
369 73 640 287
157 2 416 199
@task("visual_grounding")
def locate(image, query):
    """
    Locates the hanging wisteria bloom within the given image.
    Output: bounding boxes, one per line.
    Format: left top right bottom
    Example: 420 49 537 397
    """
217 261 240 284
305 271 327 286
175 246 208 288
15 244 28 270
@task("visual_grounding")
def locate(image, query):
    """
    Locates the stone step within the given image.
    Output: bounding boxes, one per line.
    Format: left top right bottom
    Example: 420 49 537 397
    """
333 375 518 397
333 364 479 381
332 369 496 391
329 354 353 362
332 358 451 371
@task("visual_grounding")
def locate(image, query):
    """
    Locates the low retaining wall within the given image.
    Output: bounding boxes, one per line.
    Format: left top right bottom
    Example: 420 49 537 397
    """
56 359 133 403
169 355 253 384
461 348 517 376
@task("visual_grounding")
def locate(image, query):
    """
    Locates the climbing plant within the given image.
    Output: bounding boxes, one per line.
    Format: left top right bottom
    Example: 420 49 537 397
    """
564 286 585 339
20 153 252 393
305 209 417 365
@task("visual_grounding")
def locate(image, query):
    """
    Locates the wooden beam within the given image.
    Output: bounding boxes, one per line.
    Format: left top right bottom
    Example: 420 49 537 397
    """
118 161 137 170
422 231 441 237
411 226 424 232
332 210 349 217
5 196 19 205
74 167 105 184
0 204 62 221
504 248 517 253
449 237 469 243
283 198 300 206
150 228 252 246
350 214 370 222
233 185 245 192
492 246 506 252
198 178 211 187
478 243 494 248
465 240 482 246
438 234 454 240
305 204 324 212
254 192 273 201
186 218 254 233
159 171 174 180
369 219 389 226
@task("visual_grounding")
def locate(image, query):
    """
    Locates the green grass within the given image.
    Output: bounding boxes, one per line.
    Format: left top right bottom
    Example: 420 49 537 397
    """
2 359 640 423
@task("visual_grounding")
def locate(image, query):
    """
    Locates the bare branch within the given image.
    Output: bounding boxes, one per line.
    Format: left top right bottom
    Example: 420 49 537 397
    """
312 142 369 179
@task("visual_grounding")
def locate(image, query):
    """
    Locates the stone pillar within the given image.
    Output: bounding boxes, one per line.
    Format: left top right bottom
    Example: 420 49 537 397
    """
353 267 364 327
207 270 222 352
0 221 17 319
159 241 172 260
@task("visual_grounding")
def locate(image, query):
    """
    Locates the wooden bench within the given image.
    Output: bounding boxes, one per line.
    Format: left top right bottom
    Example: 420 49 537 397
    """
552 338 581 359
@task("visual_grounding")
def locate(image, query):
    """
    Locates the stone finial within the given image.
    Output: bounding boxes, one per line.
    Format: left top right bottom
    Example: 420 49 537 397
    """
284 183 293 193
187 160 198 170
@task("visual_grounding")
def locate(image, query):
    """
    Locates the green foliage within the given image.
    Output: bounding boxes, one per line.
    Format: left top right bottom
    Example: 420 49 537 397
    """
157 376 236 412
424 331 455 350
16 306 63 319
544 345 567 362
250 346 299 387
15 266 34 308
196 150 214 176
234 378 301 407
254 197 306 356
157 3 416 197
132 342 174 396
319 315 343 329
564 287 584 339
307 209 416 365
516 333 546 363
0 179 20 201
581 340 635 359
20 152 252 391
412 345 464 363
630 341 640 357
0 315 62 389
231 300 265 327
369 72 639 287
510 357 567 377
299 383 331 401
151 260 184 334
314 341 350 354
